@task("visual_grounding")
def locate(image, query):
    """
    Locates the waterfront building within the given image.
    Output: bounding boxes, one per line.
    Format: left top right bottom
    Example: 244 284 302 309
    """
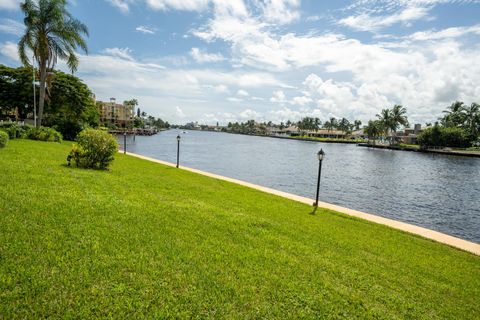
396 124 423 144
98 98 134 128
306 129 347 139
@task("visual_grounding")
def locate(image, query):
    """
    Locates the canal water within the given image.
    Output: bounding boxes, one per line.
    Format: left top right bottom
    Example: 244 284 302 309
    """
119 130 480 243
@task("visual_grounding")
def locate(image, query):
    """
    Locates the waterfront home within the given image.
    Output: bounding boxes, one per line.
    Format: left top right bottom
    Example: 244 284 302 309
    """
98 98 135 128
352 129 366 140
285 125 300 135
306 129 347 139
396 124 423 144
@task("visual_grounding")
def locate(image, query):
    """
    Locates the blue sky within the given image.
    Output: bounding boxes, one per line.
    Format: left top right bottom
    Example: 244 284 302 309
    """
1 0 480 125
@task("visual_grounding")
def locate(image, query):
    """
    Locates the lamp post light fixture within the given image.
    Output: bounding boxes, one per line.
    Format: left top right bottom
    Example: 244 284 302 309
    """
123 131 127 154
176 134 181 168
314 149 325 207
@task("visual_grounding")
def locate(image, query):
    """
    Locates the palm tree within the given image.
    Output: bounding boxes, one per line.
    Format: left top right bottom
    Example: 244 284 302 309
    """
440 101 465 128
314 117 321 132
353 120 362 131
390 105 408 144
18 0 88 126
376 108 393 144
462 102 480 139
364 120 382 146
338 117 351 134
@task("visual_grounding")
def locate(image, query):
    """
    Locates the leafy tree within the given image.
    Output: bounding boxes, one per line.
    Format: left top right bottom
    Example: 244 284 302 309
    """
18 0 88 126
0 65 98 140
364 120 382 145
0 65 34 118
418 124 470 148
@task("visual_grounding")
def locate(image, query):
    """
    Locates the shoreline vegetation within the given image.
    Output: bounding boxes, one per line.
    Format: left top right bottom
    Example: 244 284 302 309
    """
1 139 479 318
196 130 480 158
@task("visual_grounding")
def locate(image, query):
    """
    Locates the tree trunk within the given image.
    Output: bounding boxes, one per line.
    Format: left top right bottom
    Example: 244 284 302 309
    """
37 60 47 127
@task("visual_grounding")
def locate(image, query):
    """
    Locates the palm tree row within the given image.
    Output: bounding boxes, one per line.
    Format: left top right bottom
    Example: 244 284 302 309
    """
363 105 409 145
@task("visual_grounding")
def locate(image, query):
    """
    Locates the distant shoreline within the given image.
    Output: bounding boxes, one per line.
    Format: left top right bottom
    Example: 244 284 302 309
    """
180 129 480 158
357 143 480 158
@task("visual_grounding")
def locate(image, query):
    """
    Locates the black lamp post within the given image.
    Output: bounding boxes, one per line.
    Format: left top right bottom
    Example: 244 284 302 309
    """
123 131 127 154
176 134 181 168
314 149 325 207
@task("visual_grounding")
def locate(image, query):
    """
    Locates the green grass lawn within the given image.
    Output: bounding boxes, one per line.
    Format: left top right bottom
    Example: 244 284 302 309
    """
1 140 479 319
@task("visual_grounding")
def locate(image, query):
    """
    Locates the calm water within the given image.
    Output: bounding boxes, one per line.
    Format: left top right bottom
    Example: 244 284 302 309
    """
119 130 480 243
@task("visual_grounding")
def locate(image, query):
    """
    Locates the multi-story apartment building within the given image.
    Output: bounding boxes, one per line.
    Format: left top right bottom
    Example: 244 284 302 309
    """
98 98 134 128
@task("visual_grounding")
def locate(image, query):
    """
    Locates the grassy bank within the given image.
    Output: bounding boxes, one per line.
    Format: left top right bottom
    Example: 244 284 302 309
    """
1 140 479 318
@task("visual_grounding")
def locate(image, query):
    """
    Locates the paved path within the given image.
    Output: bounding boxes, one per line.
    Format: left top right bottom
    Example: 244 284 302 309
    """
121 151 480 256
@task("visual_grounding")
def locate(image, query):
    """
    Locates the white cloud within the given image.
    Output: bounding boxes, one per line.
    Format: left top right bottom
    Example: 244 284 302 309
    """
408 24 480 41
146 0 210 11
227 97 243 102
102 47 135 61
144 0 248 17
0 18 24 35
255 0 301 24
291 96 312 106
135 25 157 34
106 0 131 13
0 41 20 61
236 89 249 97
190 47 225 63
175 106 186 118
270 90 287 103
239 109 261 119
338 6 431 32
0 0 21 10
212 84 229 93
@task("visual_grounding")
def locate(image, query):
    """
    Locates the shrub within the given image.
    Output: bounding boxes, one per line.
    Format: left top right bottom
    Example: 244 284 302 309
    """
67 129 118 169
0 123 33 139
27 127 63 142
418 126 470 148
50 119 84 141
0 130 8 148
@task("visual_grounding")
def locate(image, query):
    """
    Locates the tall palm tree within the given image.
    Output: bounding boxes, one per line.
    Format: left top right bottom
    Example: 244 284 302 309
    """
462 102 480 138
376 108 392 144
364 120 382 146
390 105 409 144
353 120 362 131
440 101 465 128
18 0 88 126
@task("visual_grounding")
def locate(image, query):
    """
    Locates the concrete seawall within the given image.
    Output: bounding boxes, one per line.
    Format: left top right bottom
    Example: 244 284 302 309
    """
120 150 480 256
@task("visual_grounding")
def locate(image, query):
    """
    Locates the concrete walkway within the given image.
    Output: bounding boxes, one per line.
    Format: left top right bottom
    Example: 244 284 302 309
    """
121 151 480 256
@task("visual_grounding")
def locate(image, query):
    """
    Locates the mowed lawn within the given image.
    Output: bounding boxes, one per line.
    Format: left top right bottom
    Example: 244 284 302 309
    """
0 139 479 319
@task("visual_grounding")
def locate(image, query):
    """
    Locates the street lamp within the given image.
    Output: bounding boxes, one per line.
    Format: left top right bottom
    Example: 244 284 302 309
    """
314 149 325 207
176 134 181 168
123 131 127 154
